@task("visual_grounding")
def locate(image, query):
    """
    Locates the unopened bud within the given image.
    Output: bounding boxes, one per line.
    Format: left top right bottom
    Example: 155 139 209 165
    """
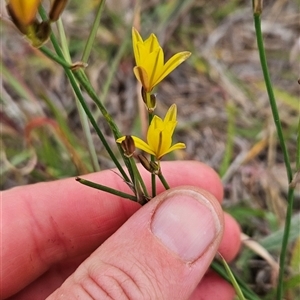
138 154 160 174
49 0 68 22
119 135 135 157
137 154 151 172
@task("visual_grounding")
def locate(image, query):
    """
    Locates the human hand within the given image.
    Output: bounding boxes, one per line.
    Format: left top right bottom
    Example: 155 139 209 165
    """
2 161 241 299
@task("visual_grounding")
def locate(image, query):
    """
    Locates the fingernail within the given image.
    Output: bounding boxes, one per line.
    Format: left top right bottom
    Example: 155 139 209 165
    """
151 189 221 262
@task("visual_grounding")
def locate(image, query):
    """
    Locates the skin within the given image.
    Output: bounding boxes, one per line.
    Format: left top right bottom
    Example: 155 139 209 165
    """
2 161 241 299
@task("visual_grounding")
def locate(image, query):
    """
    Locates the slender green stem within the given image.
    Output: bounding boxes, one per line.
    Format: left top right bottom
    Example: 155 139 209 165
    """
73 69 136 183
39 6 133 184
220 103 235 178
151 166 156 196
39 46 130 183
253 12 295 300
219 254 246 300
56 18 100 172
72 69 121 139
296 118 300 170
37 47 71 68
81 0 105 63
148 111 156 197
129 157 149 199
211 261 260 300
253 14 293 182
158 173 170 190
76 177 136 201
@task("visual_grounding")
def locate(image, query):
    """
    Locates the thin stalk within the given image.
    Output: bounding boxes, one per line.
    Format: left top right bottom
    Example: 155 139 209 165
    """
211 261 260 300
39 6 133 183
76 177 136 201
56 18 100 172
39 46 130 183
158 173 170 190
296 118 300 170
220 103 235 178
151 164 156 196
148 112 156 197
129 157 149 199
253 11 295 299
81 0 105 64
72 69 121 139
253 14 293 181
37 49 71 68
73 69 136 183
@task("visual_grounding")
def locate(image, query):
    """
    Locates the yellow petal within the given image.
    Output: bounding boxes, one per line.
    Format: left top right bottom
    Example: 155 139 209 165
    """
165 121 177 137
132 28 143 65
145 47 164 90
8 0 40 26
155 51 191 85
134 44 163 91
163 142 186 156
133 66 150 91
116 136 126 143
147 117 164 150
143 33 160 53
132 27 143 43
132 137 156 156
164 104 177 123
156 132 173 159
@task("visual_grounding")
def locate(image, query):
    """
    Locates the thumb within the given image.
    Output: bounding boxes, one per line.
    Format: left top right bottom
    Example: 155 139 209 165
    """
47 186 224 299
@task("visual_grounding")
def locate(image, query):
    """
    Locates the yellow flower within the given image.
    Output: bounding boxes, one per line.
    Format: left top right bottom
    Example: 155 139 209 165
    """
117 104 185 160
132 27 191 92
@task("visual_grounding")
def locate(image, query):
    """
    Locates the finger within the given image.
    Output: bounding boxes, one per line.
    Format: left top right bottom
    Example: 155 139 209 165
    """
219 213 241 262
6 255 87 300
2 161 223 298
48 187 226 299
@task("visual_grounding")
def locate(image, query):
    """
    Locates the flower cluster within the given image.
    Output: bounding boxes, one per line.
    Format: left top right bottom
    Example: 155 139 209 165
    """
117 28 190 172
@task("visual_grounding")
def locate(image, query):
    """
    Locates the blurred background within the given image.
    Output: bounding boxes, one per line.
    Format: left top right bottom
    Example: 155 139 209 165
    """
1 0 299 297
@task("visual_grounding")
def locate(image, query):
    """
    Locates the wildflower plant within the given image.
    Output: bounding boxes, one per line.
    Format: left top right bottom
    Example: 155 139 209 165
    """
4 1 298 299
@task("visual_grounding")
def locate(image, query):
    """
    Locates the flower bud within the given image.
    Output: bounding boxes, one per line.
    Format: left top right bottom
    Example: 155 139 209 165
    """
49 0 68 22
119 135 136 157
137 154 160 175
